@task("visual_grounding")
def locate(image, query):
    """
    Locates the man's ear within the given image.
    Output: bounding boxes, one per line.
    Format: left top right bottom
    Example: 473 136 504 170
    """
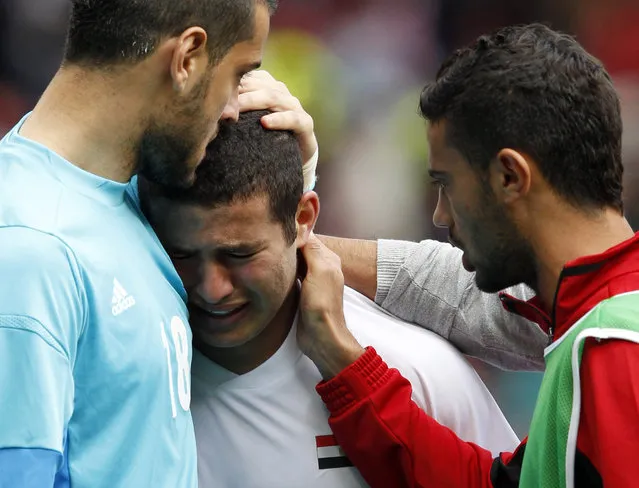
491 148 532 205
295 191 320 247
168 27 209 93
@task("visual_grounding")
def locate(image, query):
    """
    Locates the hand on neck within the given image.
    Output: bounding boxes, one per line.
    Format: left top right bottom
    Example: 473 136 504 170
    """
18 63 156 183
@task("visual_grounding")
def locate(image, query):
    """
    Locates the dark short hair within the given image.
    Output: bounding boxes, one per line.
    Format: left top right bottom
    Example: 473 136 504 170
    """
420 23 624 213
163 110 303 243
64 0 278 67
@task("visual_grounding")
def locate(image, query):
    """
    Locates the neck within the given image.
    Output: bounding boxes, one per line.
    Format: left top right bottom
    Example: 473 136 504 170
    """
529 205 634 311
18 64 152 183
198 286 300 375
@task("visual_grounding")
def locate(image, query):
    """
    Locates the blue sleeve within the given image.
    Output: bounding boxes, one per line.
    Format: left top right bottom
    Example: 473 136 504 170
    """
0 227 84 459
0 448 61 487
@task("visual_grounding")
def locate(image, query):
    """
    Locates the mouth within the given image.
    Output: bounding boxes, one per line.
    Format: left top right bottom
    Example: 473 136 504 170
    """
191 303 248 318
191 302 249 319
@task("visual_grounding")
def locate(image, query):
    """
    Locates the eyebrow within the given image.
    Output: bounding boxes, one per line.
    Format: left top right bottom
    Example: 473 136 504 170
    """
217 241 268 254
166 245 196 257
428 170 448 179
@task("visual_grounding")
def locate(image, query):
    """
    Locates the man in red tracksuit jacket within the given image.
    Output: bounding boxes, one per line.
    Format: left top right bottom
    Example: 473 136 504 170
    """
295 24 639 488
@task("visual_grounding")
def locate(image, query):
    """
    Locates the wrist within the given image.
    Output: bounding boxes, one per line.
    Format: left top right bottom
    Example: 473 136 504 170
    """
302 147 319 192
309 330 365 381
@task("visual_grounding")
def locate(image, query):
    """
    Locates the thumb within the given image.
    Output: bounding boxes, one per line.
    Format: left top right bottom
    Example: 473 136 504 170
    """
302 232 322 254
300 233 324 275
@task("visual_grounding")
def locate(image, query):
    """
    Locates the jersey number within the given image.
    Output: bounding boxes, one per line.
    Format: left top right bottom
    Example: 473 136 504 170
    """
160 316 191 418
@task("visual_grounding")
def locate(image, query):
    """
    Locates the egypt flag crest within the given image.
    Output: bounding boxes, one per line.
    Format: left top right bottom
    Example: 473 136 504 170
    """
315 435 354 470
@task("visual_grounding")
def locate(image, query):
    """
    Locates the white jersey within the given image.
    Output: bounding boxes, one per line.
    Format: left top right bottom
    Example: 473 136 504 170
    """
192 287 519 488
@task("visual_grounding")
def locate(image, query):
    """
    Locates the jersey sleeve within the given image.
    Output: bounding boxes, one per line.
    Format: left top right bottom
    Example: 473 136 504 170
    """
0 448 62 487
375 238 547 371
578 339 639 486
395 344 520 457
316 347 500 488
0 227 85 457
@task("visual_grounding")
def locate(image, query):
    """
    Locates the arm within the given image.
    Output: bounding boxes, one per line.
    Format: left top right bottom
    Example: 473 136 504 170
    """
316 348 501 488
578 339 639 486
299 236 526 487
342 289 519 456
317 236 377 300
398 344 520 458
320 235 547 371
0 227 84 486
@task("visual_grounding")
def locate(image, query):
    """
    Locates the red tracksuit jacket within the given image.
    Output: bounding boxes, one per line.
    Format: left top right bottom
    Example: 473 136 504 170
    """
317 233 639 487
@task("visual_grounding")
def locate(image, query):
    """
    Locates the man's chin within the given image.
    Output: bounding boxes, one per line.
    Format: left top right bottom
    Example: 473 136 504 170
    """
140 165 196 191
474 270 516 294
194 329 251 350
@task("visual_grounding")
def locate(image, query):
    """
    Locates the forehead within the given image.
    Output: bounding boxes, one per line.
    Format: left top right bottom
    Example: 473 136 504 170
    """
154 194 281 248
223 4 270 62
427 121 466 173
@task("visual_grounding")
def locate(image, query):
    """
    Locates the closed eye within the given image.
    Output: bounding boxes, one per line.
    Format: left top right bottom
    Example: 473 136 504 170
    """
430 179 446 189
226 251 258 260
168 250 197 260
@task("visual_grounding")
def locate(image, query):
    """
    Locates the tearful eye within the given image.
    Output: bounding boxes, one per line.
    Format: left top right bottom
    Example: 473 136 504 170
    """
226 252 257 260
169 250 197 260
430 179 446 189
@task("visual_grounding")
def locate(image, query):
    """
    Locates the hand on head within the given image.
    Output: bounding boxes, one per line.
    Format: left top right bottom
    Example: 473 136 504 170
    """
238 70 318 164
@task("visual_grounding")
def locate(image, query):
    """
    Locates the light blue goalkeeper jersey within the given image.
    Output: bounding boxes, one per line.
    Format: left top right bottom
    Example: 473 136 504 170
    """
0 115 197 488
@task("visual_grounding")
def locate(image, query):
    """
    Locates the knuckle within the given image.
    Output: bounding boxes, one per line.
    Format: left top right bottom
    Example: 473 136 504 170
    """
266 91 279 107
302 115 314 132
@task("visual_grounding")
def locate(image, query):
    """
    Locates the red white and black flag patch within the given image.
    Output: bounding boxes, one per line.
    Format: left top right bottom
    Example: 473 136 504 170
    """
315 435 353 470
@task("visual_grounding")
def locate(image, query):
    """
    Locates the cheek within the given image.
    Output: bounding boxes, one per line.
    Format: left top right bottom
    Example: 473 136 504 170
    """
207 75 235 115
447 188 478 230
237 255 296 298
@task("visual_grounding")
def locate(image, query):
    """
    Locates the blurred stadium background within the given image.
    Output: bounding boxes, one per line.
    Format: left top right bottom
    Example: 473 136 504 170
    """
2 0 638 438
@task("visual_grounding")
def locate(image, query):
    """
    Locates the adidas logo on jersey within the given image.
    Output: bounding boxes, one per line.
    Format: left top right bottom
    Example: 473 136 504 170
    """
112 278 136 316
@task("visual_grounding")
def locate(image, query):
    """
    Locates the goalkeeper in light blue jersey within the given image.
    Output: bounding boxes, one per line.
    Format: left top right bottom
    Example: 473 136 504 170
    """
0 0 277 486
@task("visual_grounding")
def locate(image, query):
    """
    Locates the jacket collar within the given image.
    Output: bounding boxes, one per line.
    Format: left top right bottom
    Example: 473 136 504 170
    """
499 232 639 342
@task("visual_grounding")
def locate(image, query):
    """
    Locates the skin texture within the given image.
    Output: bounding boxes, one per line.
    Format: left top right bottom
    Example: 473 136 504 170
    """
137 6 272 188
427 121 538 294
17 5 271 187
147 192 319 374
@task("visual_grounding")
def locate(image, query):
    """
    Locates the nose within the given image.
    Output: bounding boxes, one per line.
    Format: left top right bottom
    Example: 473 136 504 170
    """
220 86 240 123
196 261 234 305
432 187 453 229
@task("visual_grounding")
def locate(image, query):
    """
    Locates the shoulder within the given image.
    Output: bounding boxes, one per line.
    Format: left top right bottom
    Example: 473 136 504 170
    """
343 286 489 406
343 288 517 445
0 141 68 232
0 226 81 275
0 226 86 323
0 227 86 359
344 286 472 372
